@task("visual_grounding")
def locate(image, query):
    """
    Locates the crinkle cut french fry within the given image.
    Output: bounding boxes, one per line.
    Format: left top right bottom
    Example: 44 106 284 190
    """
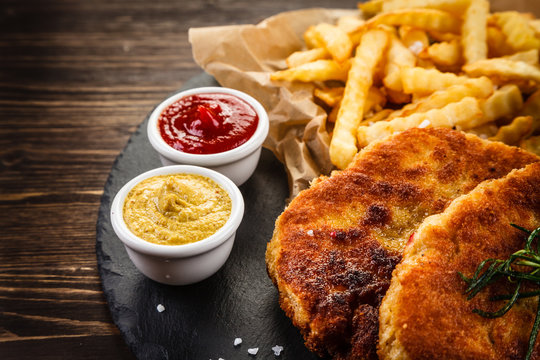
286 48 329 68
530 19 540 36
503 49 539 66
467 122 499 139
463 58 540 83
520 88 540 119
519 89 540 134
304 26 323 49
383 36 416 92
399 26 430 55
337 15 366 34
313 23 353 63
356 97 483 147
387 77 494 120
481 84 523 123
401 67 470 96
271 59 351 82
358 0 384 18
494 11 540 51
489 116 534 145
328 87 387 124
520 135 540 156
329 29 389 169
422 40 461 67
486 25 516 57
314 87 344 107
462 0 489 65
367 9 462 34
381 0 470 15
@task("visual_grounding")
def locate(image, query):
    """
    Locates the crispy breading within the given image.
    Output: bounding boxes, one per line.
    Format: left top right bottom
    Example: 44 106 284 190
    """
379 162 540 360
266 128 539 360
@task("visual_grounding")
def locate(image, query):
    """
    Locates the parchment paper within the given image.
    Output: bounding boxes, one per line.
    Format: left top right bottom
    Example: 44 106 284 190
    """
189 3 540 198
189 8 356 198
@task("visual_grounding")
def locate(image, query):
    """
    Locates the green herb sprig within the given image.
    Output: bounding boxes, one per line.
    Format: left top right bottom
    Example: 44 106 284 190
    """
459 224 540 360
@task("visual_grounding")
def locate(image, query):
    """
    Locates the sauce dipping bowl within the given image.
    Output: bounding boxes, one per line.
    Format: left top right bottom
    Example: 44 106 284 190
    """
110 165 244 285
147 87 269 186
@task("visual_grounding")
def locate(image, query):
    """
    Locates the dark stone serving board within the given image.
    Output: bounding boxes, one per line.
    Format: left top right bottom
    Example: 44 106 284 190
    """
96 73 321 360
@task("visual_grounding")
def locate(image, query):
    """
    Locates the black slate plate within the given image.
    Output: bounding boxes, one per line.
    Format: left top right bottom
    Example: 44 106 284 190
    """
96 73 321 360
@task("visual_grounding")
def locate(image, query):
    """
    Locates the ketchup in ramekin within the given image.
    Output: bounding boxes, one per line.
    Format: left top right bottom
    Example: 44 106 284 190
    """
158 93 259 155
147 86 269 186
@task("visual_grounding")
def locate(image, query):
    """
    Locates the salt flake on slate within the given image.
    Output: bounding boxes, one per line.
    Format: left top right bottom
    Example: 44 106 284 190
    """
156 304 165 313
233 338 242 346
272 345 284 356
247 348 259 355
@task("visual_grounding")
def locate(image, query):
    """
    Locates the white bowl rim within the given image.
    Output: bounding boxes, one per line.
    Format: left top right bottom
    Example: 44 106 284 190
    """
110 165 244 258
147 86 269 166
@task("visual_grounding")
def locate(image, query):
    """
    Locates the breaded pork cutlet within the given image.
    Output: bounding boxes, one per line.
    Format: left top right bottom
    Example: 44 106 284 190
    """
378 162 540 360
266 128 539 360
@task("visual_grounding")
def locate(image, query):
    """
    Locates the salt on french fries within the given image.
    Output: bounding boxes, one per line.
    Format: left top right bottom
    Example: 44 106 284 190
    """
271 0 540 169
489 116 534 145
313 23 353 63
480 84 523 123
399 26 430 55
270 59 351 82
494 11 540 52
401 67 470 96
367 9 462 34
286 48 329 68
329 29 389 169
463 58 540 83
462 0 489 65
356 97 483 147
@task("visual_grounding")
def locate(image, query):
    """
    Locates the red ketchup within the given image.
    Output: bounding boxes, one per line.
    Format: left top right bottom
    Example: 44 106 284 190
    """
158 93 259 154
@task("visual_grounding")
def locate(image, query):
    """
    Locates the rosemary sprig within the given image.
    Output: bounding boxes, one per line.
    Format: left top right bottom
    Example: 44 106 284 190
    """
459 224 540 360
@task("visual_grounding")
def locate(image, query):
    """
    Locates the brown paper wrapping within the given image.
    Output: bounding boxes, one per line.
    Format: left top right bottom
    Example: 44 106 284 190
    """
189 8 356 198
189 3 540 198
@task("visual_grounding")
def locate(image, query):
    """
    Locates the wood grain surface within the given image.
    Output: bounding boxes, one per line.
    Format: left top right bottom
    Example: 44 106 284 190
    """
0 1 536 359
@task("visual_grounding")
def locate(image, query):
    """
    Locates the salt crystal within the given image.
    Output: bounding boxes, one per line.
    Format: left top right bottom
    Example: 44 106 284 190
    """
272 345 284 356
247 348 259 355
307 229 314 236
234 338 242 346
409 41 424 55
156 304 165 313
418 119 431 129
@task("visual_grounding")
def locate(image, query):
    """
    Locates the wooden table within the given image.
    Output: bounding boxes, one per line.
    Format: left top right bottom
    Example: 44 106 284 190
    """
1 1 536 359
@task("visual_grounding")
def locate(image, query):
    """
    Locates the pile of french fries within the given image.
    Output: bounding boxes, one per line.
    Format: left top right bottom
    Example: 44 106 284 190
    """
271 0 540 169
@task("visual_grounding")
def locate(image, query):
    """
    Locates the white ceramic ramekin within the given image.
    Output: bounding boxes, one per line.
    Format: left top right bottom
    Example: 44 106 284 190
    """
110 165 244 285
147 87 269 186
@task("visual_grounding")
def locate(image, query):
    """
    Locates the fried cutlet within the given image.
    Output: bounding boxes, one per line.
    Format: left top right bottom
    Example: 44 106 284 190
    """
378 162 540 360
266 128 540 360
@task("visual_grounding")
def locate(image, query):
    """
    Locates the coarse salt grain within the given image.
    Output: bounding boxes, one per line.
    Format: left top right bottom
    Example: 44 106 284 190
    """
307 229 314 236
409 41 424 55
156 304 165 312
272 345 284 356
234 338 242 346
247 348 259 355
418 119 431 129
